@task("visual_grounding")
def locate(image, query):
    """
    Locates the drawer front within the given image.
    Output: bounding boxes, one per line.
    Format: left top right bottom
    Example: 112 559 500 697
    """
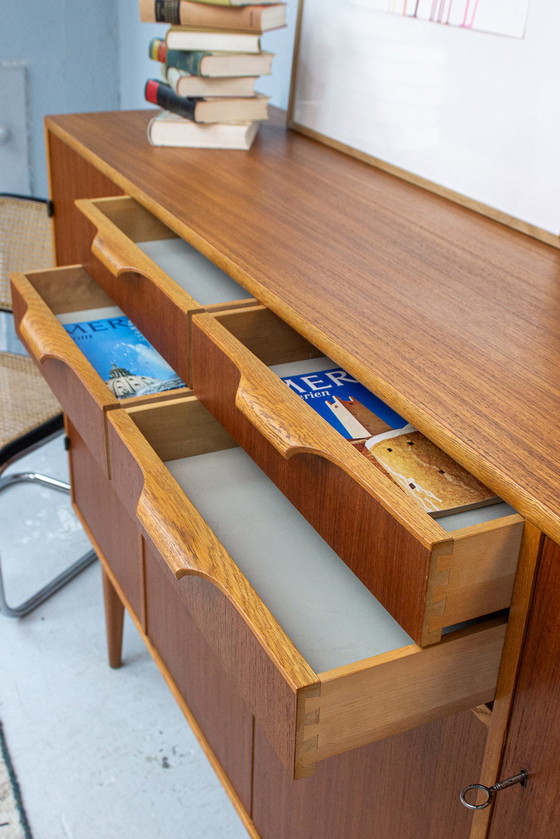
145 542 254 812
67 419 144 619
66 420 253 811
77 196 256 385
11 265 189 475
106 400 309 776
69 416 254 811
105 399 506 779
252 709 488 839
12 266 119 475
190 310 523 646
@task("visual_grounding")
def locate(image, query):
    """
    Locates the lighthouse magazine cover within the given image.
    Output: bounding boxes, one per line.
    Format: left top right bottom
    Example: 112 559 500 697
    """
59 309 185 399
280 366 497 518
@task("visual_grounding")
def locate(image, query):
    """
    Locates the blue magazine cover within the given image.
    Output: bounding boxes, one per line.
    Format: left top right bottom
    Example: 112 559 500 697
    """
280 364 497 516
61 312 185 399
280 366 406 439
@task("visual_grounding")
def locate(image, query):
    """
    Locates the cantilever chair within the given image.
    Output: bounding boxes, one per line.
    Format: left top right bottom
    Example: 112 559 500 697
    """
0 194 96 617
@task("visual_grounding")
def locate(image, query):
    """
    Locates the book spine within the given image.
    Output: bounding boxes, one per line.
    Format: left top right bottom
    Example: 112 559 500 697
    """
167 49 206 75
149 37 168 62
145 79 199 121
142 0 267 30
175 0 238 5
154 0 182 23
165 66 183 95
149 40 208 76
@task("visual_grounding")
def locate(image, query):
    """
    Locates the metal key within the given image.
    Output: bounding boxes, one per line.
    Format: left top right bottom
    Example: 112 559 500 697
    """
460 769 529 810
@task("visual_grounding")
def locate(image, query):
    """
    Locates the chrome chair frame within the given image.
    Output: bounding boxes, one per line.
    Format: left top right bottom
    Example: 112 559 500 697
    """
0 194 97 617
0 429 97 618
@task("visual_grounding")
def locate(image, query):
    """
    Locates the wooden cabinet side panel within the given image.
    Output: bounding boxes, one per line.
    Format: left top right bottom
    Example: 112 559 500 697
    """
488 537 560 837
144 541 254 813
253 708 487 839
47 130 123 267
47 133 190 380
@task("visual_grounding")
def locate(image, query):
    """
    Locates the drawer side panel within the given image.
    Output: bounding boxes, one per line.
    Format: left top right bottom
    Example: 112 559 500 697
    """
303 619 506 768
47 130 124 267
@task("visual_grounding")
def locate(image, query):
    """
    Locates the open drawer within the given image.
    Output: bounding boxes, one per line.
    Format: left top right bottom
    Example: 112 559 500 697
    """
10 264 189 476
190 306 524 646
104 395 506 779
76 196 255 383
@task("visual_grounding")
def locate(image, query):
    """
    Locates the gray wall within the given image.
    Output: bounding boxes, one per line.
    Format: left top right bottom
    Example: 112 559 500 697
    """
2 0 297 197
1 0 120 197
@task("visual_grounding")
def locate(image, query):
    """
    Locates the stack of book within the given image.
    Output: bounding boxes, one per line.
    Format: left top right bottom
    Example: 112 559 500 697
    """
140 0 286 149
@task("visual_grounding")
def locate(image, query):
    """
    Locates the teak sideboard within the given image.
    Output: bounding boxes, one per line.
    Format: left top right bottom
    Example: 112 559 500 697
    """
12 108 560 838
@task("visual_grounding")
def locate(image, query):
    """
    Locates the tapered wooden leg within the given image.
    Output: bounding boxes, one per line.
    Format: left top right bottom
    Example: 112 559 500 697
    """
102 569 125 669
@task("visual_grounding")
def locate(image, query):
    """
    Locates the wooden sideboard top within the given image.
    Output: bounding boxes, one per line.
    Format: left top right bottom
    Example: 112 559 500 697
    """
46 108 560 542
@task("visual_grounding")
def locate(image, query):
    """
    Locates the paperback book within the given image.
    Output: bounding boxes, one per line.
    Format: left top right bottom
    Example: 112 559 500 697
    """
165 66 258 98
183 0 281 5
280 365 498 518
165 26 261 52
145 78 269 123
59 308 186 399
139 0 287 32
150 38 274 77
147 110 260 148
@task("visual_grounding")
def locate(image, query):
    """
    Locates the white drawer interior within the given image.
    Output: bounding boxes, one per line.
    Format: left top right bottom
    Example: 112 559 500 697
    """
166 446 413 674
137 238 249 305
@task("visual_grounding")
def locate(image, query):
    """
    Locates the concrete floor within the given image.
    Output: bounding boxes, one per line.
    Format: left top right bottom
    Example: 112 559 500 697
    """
0 434 248 839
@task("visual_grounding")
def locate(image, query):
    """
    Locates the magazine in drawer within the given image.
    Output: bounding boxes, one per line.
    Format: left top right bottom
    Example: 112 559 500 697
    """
190 307 523 646
76 196 256 383
104 395 507 779
10 264 189 475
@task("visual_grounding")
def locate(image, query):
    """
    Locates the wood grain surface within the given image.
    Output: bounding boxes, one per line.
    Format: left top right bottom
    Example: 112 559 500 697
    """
144 540 255 812
487 537 560 837
191 311 525 645
45 109 560 544
304 618 505 768
252 708 487 839
68 418 144 618
469 520 544 839
47 130 123 267
104 402 322 777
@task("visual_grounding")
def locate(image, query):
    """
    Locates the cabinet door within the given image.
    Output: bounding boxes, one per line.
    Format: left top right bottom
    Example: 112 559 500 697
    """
488 537 560 836
144 543 254 813
252 707 488 839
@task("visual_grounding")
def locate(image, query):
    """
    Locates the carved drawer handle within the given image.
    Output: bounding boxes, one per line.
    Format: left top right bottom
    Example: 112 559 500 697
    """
236 376 319 459
92 234 142 277
18 313 65 365
460 769 528 810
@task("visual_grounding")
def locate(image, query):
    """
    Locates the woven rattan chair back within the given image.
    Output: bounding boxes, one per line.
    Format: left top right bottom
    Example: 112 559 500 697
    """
0 196 96 617
0 194 53 311
0 351 61 459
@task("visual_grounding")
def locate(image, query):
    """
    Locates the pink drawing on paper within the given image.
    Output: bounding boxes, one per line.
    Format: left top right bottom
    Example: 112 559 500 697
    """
381 0 530 38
